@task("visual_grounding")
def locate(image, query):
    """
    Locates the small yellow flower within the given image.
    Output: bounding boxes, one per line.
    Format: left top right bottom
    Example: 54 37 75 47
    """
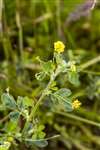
54 41 65 53
72 99 81 109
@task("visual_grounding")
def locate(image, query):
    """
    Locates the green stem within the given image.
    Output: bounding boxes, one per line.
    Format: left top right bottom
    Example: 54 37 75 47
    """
55 111 100 127
0 0 3 36
29 72 56 121
23 71 58 134
77 107 100 122
29 91 46 121
81 70 100 75
16 0 23 62
79 55 100 70
0 114 9 124
0 0 14 61
22 88 47 134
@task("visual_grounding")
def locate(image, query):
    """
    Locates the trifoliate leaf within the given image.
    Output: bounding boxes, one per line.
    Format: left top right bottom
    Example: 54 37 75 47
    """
51 88 73 112
41 61 54 75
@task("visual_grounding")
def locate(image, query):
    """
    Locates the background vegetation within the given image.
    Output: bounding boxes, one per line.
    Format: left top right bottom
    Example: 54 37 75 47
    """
0 0 100 149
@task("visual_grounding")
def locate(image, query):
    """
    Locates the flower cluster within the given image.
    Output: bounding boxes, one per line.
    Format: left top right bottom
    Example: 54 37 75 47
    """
54 41 65 53
72 99 81 109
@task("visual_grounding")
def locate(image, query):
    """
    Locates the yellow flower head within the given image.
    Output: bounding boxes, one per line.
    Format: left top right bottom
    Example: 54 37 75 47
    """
72 99 81 109
54 41 65 53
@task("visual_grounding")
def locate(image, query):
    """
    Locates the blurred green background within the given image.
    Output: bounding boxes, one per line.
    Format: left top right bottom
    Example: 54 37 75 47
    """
0 0 100 149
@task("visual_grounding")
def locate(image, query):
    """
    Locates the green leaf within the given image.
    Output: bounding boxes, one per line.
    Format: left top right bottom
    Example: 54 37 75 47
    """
38 132 46 139
25 139 48 148
32 124 46 140
50 81 58 91
38 125 45 132
1 93 16 109
6 121 18 132
55 54 68 72
17 96 33 110
64 100 73 112
68 71 80 86
60 60 68 73
9 111 20 122
33 140 48 148
23 96 33 107
17 96 25 110
53 88 72 99
22 122 33 135
54 53 62 64
35 72 46 81
51 88 73 112
41 61 54 74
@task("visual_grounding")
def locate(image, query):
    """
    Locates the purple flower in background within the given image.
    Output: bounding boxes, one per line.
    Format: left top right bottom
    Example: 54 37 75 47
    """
66 0 97 24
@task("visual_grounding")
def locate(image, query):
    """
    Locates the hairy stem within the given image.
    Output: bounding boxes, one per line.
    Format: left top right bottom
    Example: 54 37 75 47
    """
23 70 58 134
29 72 56 121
